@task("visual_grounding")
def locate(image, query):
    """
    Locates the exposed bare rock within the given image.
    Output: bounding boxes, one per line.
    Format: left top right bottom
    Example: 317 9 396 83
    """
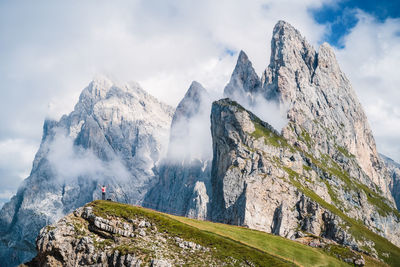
24 201 264 267
262 21 391 199
381 154 400 210
0 77 173 266
209 98 400 262
224 50 262 104
25 205 210 266
144 81 212 220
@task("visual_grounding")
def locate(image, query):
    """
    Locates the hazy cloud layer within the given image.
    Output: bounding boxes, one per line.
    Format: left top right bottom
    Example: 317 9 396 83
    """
335 11 400 163
47 129 131 184
0 0 399 206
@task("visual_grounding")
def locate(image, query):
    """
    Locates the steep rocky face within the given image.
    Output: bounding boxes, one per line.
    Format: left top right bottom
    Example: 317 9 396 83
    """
218 20 399 247
0 77 173 266
144 81 211 220
261 21 391 199
381 154 400 210
223 50 262 104
210 99 400 263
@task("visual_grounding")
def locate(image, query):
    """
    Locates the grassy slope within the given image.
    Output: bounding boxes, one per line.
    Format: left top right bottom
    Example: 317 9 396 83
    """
91 200 348 267
249 116 400 266
169 215 348 267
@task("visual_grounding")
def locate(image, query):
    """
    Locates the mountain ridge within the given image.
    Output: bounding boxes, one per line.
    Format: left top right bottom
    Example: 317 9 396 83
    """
143 80 212 220
1 20 399 267
209 98 400 265
0 77 174 266
25 200 377 266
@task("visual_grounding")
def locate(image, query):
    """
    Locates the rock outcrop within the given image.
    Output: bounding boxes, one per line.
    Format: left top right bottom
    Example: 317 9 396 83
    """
25 201 282 266
25 204 215 266
0 77 173 266
3 19 400 266
144 81 212 220
381 154 400 210
262 21 391 199
224 50 262 104
214 20 400 249
209 98 400 263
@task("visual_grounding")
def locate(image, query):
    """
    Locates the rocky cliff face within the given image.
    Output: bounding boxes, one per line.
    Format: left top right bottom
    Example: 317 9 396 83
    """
3 19 400 266
262 21 391 199
209 98 400 263
224 50 262 104
381 154 400 211
144 81 212 220
0 77 173 266
213 18 400 245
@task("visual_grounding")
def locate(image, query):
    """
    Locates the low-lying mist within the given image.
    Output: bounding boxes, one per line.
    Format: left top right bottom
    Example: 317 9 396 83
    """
228 90 288 132
47 128 131 185
163 84 288 165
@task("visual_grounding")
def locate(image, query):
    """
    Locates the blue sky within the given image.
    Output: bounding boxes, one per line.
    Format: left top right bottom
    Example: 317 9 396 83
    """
311 0 400 47
0 0 399 207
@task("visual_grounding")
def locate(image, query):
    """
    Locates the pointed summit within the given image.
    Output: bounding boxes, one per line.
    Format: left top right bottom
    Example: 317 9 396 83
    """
172 81 208 125
224 50 261 103
262 20 390 197
169 81 210 148
237 50 249 63
264 21 317 100
272 20 301 35
185 81 206 101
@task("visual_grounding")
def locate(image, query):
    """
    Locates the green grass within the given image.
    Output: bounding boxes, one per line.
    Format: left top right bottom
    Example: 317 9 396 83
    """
93 238 113 250
300 128 313 148
90 200 291 266
88 200 398 266
335 145 355 159
283 168 400 266
242 113 400 265
169 215 349 267
323 244 361 262
251 120 293 151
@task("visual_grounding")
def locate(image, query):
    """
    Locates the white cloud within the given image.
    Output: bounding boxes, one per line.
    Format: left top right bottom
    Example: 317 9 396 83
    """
0 139 38 206
47 129 131 183
1 0 398 205
335 11 400 162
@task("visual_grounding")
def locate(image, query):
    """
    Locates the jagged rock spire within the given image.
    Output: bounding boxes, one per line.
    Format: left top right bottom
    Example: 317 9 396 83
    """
0 77 174 266
263 20 317 101
262 20 390 198
171 81 208 125
144 81 212 221
223 50 261 103
169 81 209 144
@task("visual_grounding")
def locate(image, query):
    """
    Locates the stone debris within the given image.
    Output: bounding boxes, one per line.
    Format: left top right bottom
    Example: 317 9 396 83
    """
25 205 225 266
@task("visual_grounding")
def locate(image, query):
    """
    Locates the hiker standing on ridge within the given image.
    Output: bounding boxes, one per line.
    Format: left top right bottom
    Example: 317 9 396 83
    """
101 185 106 200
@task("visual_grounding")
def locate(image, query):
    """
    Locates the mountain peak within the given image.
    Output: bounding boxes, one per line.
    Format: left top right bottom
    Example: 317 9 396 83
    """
170 81 209 137
186 80 206 99
263 21 390 198
273 20 298 35
237 50 249 62
224 50 261 102
87 75 114 99
268 21 316 77
316 42 341 73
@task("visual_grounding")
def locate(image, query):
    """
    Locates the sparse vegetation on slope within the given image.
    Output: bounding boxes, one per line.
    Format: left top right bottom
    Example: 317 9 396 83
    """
91 200 387 266
249 116 400 266
169 214 349 267
90 200 292 266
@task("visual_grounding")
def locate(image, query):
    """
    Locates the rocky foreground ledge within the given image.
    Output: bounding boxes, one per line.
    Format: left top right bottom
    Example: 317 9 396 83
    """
22 200 293 267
